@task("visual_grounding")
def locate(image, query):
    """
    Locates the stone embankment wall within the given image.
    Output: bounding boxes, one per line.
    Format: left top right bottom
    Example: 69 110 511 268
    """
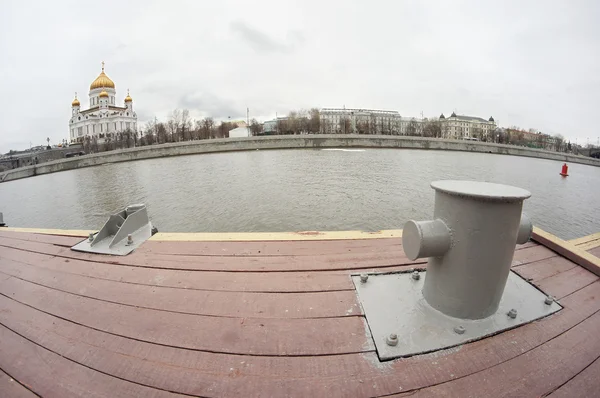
1 135 598 183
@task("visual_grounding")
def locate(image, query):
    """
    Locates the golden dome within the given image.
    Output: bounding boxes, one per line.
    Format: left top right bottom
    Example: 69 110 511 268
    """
124 89 132 102
90 61 115 90
71 95 80 106
99 90 109 98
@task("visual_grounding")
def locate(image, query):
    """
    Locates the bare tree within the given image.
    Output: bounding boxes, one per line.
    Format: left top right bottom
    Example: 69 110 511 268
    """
554 134 564 152
309 108 320 134
249 118 262 136
180 109 192 141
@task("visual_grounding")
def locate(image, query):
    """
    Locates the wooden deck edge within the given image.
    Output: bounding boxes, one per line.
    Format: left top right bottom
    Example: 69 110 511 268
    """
1 227 92 237
533 227 600 277
149 229 404 241
569 232 600 248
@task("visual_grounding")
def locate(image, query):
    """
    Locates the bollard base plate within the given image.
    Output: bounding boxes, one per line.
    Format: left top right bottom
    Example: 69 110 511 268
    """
353 270 562 361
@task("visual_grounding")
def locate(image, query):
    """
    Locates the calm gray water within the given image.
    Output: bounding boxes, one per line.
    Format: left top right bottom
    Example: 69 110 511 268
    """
1 149 598 240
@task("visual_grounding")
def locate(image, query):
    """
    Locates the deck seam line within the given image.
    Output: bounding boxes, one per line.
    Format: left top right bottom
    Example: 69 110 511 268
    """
0 366 41 397
0 268 364 320
0 323 206 398
375 306 600 397
541 353 600 397
0 242 423 273
0 292 374 358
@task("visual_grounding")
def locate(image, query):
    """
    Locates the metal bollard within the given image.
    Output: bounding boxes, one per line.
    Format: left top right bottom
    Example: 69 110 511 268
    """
403 180 532 320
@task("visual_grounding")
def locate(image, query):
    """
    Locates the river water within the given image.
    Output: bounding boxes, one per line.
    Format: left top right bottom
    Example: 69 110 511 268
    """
0 149 598 240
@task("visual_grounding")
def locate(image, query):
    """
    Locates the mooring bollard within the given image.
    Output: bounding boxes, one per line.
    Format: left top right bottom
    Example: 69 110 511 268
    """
403 180 532 320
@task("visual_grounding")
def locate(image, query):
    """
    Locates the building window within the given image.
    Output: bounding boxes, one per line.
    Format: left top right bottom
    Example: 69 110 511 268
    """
126 122 130 129
100 124 103 132
93 124 96 133
86 125 89 134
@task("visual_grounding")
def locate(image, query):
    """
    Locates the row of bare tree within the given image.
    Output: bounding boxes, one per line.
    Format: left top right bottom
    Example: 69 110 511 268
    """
75 107 572 155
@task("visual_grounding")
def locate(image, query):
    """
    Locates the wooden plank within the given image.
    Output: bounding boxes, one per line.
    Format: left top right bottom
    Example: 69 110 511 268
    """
533 227 600 277
0 245 424 293
138 237 403 256
2 277 599 397
0 325 185 398
513 256 577 282
0 368 37 398
0 230 82 247
394 309 600 397
569 232 600 246
0 258 362 318
511 244 557 266
151 229 403 241
547 356 600 398
0 275 373 356
578 239 600 251
0 236 413 272
536 265 599 299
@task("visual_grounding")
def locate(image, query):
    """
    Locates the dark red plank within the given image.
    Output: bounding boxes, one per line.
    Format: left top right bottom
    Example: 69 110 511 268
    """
0 324 186 398
1 279 599 397
0 368 37 398
0 245 357 292
0 258 361 318
0 236 412 272
140 237 403 256
396 310 600 398
0 276 372 356
513 256 577 282
548 356 600 398
511 244 557 266
0 230 82 247
536 265 599 299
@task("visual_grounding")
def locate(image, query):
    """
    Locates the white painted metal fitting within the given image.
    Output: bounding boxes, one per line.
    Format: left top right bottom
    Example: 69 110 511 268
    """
545 296 555 305
403 180 532 320
411 270 420 280
126 234 133 245
386 333 398 346
507 308 518 319
88 233 94 242
360 274 369 283
454 325 466 335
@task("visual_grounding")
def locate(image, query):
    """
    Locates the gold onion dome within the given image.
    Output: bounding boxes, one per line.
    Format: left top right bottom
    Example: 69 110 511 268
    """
124 89 132 102
90 61 115 90
72 97 80 106
99 89 109 98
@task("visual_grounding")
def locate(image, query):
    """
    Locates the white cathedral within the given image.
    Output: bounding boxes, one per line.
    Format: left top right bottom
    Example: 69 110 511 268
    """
69 62 137 143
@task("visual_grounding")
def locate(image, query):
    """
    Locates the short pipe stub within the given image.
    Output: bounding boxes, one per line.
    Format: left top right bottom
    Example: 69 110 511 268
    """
403 219 451 261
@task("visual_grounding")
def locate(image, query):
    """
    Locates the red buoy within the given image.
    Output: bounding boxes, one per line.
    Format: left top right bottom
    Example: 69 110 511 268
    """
560 163 569 177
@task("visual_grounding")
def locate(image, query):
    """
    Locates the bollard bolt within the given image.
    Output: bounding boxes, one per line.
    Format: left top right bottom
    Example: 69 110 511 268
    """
360 274 368 283
453 325 466 335
386 333 398 346
127 234 134 245
88 233 94 242
507 308 518 319
544 295 555 305
411 270 420 280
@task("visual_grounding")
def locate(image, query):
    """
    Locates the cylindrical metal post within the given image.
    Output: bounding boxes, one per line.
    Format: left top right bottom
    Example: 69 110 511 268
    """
403 181 531 320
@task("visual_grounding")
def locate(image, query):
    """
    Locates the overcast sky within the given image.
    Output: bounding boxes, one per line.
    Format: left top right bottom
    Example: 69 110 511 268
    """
1 0 599 152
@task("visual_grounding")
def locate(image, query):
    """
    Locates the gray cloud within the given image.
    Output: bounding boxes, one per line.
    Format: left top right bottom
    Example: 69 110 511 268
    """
230 20 303 54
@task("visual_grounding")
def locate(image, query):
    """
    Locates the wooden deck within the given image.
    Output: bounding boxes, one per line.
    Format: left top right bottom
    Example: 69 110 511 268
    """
0 228 599 397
